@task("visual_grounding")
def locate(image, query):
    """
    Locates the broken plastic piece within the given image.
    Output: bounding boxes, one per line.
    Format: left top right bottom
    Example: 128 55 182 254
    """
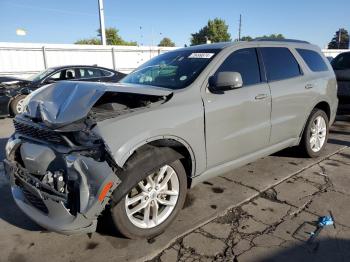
308 215 335 244
318 216 334 227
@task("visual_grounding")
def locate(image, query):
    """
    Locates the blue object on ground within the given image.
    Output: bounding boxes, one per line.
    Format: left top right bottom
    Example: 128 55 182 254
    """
318 216 334 227
307 215 335 244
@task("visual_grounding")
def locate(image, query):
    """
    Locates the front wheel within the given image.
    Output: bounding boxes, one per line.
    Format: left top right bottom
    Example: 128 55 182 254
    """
300 109 329 158
10 95 27 115
110 158 187 239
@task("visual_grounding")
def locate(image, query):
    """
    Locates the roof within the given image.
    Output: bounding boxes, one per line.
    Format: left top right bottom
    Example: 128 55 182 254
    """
48 65 116 71
173 39 314 53
175 42 234 52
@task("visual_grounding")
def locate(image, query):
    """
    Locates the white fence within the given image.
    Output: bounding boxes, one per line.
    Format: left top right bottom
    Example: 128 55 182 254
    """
0 42 177 78
0 42 348 79
322 49 348 59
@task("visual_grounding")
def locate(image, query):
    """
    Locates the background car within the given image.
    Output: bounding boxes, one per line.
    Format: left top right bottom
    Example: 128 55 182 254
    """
0 65 126 116
331 51 350 103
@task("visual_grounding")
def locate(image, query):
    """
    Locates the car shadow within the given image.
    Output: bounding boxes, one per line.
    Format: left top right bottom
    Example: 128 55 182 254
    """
272 147 306 158
256 238 350 262
0 182 43 231
0 137 42 231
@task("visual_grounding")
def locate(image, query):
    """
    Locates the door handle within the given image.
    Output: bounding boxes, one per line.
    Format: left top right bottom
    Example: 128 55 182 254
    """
255 94 269 100
305 84 313 89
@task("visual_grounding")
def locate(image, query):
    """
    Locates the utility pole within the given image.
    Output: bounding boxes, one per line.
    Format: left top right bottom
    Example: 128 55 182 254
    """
98 0 107 45
238 14 242 41
338 28 342 49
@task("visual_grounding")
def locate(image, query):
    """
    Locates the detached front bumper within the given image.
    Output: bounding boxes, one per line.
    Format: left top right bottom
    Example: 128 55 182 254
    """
4 137 121 235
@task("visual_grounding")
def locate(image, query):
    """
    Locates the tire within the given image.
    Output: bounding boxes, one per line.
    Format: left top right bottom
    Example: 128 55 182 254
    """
300 109 329 158
10 95 27 115
110 154 187 239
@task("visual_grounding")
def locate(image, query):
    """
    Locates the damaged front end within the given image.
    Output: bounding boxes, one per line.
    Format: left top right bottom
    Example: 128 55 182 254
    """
4 81 171 234
4 120 121 234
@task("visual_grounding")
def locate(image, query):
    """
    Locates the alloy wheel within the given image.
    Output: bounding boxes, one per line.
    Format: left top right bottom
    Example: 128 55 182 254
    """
125 165 180 229
309 115 327 152
16 98 25 114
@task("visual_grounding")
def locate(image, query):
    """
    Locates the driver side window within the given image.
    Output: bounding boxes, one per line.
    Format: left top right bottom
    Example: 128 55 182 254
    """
215 48 262 87
47 71 61 81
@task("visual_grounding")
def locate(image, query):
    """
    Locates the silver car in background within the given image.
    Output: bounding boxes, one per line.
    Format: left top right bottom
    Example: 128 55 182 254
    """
4 40 338 239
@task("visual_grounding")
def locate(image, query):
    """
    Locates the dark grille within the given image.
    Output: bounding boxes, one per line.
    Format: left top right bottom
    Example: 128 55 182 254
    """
13 120 65 145
21 186 49 214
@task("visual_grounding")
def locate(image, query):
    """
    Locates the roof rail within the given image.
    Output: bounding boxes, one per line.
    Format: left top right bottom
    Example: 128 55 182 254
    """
253 38 310 44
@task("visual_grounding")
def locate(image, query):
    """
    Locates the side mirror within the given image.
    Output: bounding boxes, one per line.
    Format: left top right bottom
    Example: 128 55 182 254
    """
208 71 243 92
44 78 56 84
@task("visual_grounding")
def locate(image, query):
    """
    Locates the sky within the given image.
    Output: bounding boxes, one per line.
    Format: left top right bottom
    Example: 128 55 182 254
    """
0 0 349 48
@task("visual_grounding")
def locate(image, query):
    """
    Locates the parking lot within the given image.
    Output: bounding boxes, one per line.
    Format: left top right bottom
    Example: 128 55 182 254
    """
0 115 349 262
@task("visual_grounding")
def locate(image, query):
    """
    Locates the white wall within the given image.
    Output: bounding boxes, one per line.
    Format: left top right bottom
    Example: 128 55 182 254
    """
1 42 348 79
0 42 177 78
322 49 349 59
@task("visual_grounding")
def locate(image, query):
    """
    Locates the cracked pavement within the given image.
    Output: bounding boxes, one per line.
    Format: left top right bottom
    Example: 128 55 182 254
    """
0 116 350 262
150 126 350 262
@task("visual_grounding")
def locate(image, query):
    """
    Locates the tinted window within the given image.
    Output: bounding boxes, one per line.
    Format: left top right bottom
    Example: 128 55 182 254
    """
260 47 302 81
79 68 103 78
331 52 350 70
101 69 113 77
296 49 328 72
215 48 261 86
64 69 76 79
48 71 62 81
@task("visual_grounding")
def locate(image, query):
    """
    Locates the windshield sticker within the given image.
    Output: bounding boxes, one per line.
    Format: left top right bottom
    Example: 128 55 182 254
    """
179 75 187 81
188 53 215 59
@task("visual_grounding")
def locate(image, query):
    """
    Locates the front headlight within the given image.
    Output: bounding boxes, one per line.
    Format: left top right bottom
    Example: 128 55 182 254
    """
5 137 21 160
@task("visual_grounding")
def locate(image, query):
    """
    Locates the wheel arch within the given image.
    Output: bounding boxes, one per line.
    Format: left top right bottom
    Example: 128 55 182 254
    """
299 100 331 139
8 94 27 116
117 135 196 187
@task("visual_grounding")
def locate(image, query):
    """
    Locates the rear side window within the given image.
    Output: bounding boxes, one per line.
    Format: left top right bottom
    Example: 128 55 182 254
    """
215 48 261 86
101 69 114 77
331 52 350 70
79 68 103 78
296 49 328 72
260 47 302 81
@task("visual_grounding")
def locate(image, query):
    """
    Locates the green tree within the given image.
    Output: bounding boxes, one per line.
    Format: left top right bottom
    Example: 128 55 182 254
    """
240 36 253 41
259 34 285 40
238 34 285 42
328 28 349 49
158 37 176 47
75 27 137 46
191 18 231 45
75 38 101 45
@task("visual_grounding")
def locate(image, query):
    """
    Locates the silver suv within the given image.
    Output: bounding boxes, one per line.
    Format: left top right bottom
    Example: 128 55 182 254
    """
4 40 338 239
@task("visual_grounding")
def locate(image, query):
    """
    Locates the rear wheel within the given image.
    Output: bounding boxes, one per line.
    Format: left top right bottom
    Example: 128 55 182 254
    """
10 95 27 115
300 109 329 158
110 157 187 239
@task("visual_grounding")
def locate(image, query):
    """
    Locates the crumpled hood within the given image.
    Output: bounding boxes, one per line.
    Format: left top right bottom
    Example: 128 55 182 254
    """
0 76 31 89
24 81 172 127
0 76 28 83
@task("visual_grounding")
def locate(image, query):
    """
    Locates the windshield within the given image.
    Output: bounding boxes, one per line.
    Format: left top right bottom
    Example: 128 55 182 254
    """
331 52 350 70
121 49 219 89
28 68 55 82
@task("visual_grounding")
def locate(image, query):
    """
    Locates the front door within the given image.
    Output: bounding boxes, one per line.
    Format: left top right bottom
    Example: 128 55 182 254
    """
203 48 272 168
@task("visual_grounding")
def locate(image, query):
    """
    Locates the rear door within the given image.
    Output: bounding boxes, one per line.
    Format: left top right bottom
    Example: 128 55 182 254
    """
203 48 272 168
259 47 313 144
